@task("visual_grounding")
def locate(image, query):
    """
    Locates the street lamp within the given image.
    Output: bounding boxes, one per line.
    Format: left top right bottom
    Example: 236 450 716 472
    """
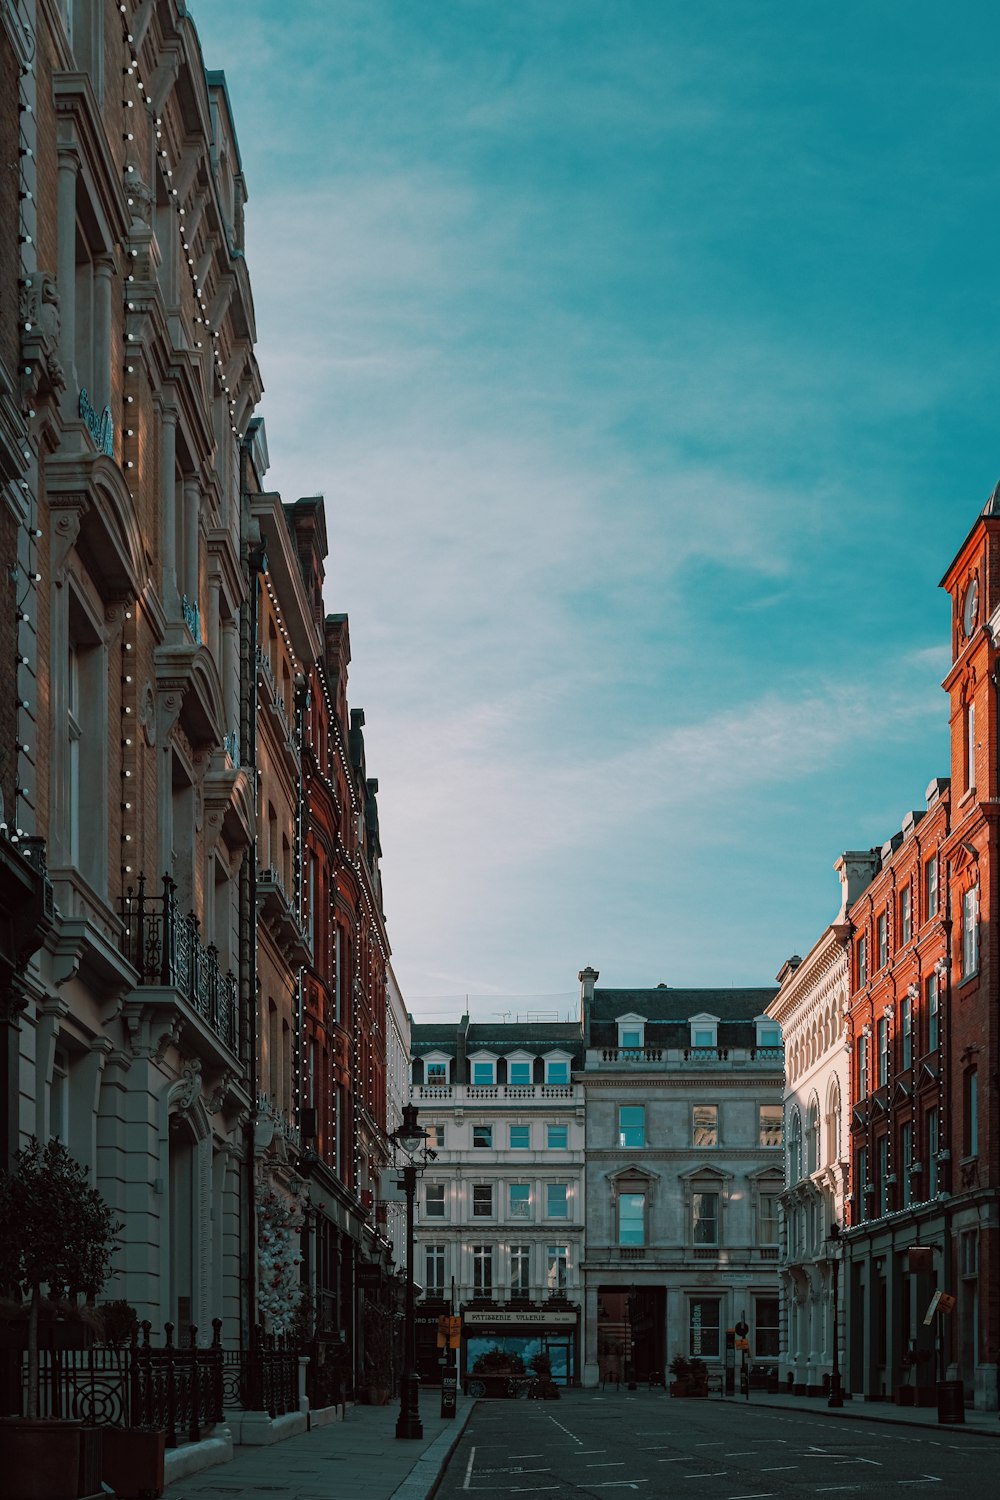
391 1102 428 1439
827 1222 843 1409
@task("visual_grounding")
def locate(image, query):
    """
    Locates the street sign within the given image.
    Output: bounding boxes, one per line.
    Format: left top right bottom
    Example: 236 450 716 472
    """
923 1289 956 1324
735 1338 750 1351
438 1314 461 1348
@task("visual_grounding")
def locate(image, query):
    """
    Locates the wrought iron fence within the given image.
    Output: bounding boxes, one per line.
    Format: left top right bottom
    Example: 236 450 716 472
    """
120 873 239 1054
221 1333 299 1418
4 1321 224 1446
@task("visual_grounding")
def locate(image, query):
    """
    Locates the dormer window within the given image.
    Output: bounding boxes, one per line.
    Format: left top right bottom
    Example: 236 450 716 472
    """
545 1053 572 1085
617 1014 646 1050
424 1056 450 1088
470 1054 497 1087
505 1052 534 1088
689 1014 719 1050
755 1018 782 1051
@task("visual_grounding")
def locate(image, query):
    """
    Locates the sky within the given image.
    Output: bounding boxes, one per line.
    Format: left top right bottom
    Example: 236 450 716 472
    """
193 1 1000 1021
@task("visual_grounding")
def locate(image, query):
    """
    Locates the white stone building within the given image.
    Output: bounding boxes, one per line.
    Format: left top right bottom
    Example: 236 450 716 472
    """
579 969 785 1388
766 854 875 1395
408 1016 586 1386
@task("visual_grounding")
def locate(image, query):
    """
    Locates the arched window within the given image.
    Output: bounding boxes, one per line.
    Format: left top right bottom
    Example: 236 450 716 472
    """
806 1098 820 1175
787 1107 803 1185
826 1077 842 1164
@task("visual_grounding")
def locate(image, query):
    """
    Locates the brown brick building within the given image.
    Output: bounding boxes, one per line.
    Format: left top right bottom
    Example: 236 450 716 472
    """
844 492 1000 1411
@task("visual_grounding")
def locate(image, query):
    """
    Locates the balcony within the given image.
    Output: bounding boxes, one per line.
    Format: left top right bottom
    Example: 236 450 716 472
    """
585 1045 783 1071
257 867 311 969
119 873 239 1057
413 1083 581 1104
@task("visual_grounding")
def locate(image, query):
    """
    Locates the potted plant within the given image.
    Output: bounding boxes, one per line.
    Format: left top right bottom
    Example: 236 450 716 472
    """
527 1351 560 1400
0 1138 120 1500
687 1356 709 1396
468 1347 527 1398
97 1301 167 1499
668 1353 692 1396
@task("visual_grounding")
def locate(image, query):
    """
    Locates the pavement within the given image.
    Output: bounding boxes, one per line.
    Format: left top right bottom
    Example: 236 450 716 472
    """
161 1385 999 1500
162 1395 474 1500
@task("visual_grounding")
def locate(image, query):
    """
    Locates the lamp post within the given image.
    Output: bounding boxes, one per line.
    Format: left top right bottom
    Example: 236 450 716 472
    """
391 1102 428 1439
827 1222 843 1408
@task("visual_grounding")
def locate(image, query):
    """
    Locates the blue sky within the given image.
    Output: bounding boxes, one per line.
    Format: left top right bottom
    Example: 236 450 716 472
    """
194 2 1000 1020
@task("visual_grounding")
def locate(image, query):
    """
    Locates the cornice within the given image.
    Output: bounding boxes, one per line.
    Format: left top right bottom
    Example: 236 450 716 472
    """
581 1075 783 1091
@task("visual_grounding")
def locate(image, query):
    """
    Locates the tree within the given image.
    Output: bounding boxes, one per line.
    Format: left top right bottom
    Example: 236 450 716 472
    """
0 1138 121 1418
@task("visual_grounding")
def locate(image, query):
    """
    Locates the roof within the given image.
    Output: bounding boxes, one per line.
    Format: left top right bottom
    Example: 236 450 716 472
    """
591 987 778 1023
410 1021 583 1058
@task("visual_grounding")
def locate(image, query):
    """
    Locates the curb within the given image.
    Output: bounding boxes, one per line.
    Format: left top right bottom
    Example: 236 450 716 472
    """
747 1395 1000 1438
390 1399 477 1500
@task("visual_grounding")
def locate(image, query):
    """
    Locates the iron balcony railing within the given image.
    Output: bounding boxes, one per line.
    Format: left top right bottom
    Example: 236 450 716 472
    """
120 873 239 1055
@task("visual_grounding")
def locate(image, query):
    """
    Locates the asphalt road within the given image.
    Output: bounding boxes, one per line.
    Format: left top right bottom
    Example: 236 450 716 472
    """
434 1390 995 1499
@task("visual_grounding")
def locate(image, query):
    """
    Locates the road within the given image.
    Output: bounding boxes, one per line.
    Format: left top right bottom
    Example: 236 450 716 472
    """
434 1390 995 1498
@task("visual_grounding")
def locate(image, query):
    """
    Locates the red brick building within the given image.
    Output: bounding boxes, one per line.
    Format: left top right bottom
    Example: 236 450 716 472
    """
844 492 1000 1411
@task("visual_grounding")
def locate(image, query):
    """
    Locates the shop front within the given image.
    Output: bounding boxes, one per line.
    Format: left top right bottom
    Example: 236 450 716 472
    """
462 1306 580 1387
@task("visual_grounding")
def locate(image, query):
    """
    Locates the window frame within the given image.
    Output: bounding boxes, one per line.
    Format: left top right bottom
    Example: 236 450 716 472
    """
692 1189 719 1245
508 1182 531 1220
618 1104 646 1149
962 886 979 979
472 1183 494 1218
509 1124 530 1150
545 1181 569 1219
546 1124 568 1150
423 1182 446 1219
925 855 938 919
692 1103 718 1148
618 1190 646 1246
472 1123 494 1150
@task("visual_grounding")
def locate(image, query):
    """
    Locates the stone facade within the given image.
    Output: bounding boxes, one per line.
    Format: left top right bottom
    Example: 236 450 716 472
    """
579 969 784 1388
767 853 871 1396
409 1015 586 1387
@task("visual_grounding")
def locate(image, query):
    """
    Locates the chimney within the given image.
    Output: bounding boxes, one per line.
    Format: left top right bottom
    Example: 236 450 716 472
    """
833 851 879 925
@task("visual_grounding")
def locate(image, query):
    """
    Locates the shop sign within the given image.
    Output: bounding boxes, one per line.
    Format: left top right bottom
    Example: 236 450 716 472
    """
462 1310 577 1326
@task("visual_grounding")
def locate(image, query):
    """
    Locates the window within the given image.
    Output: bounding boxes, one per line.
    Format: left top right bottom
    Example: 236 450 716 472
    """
805 1100 819 1174
508 1060 532 1087
472 1060 496 1086
758 1192 779 1245
546 1245 568 1291
788 1109 802 1182
756 1021 782 1050
927 974 939 1051
689 1299 721 1357
545 1058 570 1085
964 1069 978 1157
858 1033 869 1097
472 1244 493 1297
877 1017 889 1087
857 1145 868 1221
618 1017 645 1049
754 1296 780 1358
546 1183 568 1218
473 1124 493 1149
925 856 938 919
900 1122 912 1209
618 1105 645 1149
546 1125 568 1150
900 995 912 1070
967 702 975 790
425 1124 446 1150
692 1027 716 1049
509 1183 531 1219
424 1183 445 1218
857 934 868 987
759 1104 782 1148
472 1184 493 1218
693 1104 718 1148
426 1060 448 1087
877 1134 889 1217
962 887 979 978
827 1081 841 1163
877 912 888 969
692 1191 719 1244
509 1124 530 1150
899 886 911 946
927 1109 939 1197
425 1244 445 1297
510 1244 531 1295
618 1191 645 1246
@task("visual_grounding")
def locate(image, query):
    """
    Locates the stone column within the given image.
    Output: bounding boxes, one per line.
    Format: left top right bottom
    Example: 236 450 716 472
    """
93 254 115 412
184 480 200 631
160 406 178 612
56 148 79 407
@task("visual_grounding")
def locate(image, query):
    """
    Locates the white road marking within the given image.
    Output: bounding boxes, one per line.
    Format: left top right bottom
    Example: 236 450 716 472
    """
898 1480 941 1487
683 1475 728 1481
546 1415 583 1445
656 1457 687 1463
586 1462 625 1468
728 1494 776 1499
507 1454 543 1459
761 1466 798 1472
816 1488 861 1494
463 1446 476 1490
696 1441 723 1446
725 1451 755 1456
588 1484 650 1490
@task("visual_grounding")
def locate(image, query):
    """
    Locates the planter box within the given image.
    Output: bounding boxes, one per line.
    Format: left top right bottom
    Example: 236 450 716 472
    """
101 1428 166 1499
0 1417 82 1500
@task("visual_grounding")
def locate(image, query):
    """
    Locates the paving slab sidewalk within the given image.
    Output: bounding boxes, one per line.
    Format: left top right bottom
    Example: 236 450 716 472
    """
163 1396 473 1500
723 1389 1000 1437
